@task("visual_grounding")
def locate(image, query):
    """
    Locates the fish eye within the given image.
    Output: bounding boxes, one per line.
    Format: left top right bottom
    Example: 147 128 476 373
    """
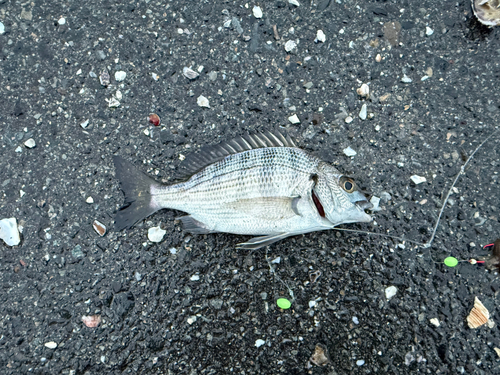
340 176 356 193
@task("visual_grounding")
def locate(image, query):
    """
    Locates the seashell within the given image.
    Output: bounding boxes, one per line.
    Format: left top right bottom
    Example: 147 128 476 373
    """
467 296 490 329
472 0 500 27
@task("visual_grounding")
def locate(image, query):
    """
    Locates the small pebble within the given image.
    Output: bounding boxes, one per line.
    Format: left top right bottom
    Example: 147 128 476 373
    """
0 22 4 35
385 286 398 300
190 274 200 281
255 339 265 348
114 71 127 82
375 54 382 62
252 6 263 18
410 175 427 185
359 104 367 120
429 318 440 327
0 217 21 246
289 0 300 6
343 147 357 157
187 316 197 324
148 113 161 126
86 196 94 204
271 257 281 264
197 95 210 108
284 40 297 52
369 196 381 211
82 315 101 328
134 271 142 281
44 342 58 349
356 360 365 366
169 247 177 255
183 67 199 80
80 120 89 129
344 116 353 124
401 75 412 83
315 30 326 43
352 316 359 324
308 300 316 308
356 83 369 98
58 18 66 25
148 226 166 243
425 26 434 36
288 114 300 124
107 98 120 108
92 220 106 237
24 138 36 148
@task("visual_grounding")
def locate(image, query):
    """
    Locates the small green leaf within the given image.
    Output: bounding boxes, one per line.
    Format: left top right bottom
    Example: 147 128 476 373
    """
444 256 458 267
277 298 291 309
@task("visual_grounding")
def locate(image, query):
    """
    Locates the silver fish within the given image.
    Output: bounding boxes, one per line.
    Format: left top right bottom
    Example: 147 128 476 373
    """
113 132 372 249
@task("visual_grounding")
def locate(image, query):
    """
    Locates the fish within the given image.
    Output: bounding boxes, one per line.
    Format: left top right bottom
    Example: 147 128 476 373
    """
113 131 372 249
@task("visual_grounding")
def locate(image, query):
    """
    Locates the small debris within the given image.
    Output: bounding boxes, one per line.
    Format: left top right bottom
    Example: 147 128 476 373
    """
86 196 94 204
182 67 199 80
284 40 297 52
187 316 197 324
252 5 263 19
80 119 90 129
385 286 398 300
148 113 161 126
135 271 142 281
169 247 177 255
356 360 365 366
148 226 166 243
197 95 210 108
288 114 300 124
472 0 500 26
401 74 412 83
369 196 381 211
315 30 326 43
444 256 458 267
357 83 370 98
343 147 357 157
410 175 427 185
352 316 359 324
271 256 281 264
44 342 58 349
58 17 66 25
255 339 265 348
375 54 382 62
359 104 367 120
0 218 21 246
114 71 127 82
309 270 321 283
288 0 300 6
190 274 200 281
99 70 110 86
24 138 36 148
72 245 84 259
310 344 329 366
106 97 120 108
494 348 500 358
425 26 434 36
152 73 159 81
344 116 353 124
467 296 490 329
82 315 101 328
429 318 440 327
92 220 106 237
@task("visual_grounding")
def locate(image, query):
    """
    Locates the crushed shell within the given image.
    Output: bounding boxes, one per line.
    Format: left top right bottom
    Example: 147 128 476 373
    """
467 296 490 329
472 0 500 27
310 344 329 366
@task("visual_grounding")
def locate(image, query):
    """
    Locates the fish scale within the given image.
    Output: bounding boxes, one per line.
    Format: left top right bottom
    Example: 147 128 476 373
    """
113 132 372 249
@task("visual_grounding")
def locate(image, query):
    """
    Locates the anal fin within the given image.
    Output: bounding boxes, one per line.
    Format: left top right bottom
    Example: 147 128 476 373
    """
235 233 293 250
178 216 216 234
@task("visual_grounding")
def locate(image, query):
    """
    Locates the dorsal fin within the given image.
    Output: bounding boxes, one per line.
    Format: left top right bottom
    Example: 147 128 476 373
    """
176 131 297 180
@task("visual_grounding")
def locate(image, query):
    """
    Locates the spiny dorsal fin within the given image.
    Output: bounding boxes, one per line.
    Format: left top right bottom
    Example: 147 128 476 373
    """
176 131 297 180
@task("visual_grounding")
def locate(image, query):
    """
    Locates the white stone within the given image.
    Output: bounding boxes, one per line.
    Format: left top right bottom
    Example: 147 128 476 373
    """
58 18 66 25
410 175 427 185
284 40 297 52
288 114 300 124
0 218 21 246
187 316 197 324
24 138 36 148
308 300 316 308
252 6 263 18
343 147 357 157
197 95 210 108
425 26 434 36
359 104 367 120
0 22 4 35
385 286 398 300
183 67 199 80
115 90 122 100
80 119 89 129
255 339 265 348
148 226 166 243
401 74 412 83
315 30 326 43
289 0 300 6
370 196 381 211
86 196 94 204
44 342 58 349
271 257 281 264
356 83 369 98
429 318 440 327
107 98 120 108
344 116 353 124
114 71 127 82
190 274 200 281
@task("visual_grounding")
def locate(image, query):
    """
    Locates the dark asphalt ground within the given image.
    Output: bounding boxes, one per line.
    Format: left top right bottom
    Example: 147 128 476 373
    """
1 1 500 374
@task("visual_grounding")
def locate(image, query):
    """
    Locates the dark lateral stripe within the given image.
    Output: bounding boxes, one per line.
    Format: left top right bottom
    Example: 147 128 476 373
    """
312 190 325 218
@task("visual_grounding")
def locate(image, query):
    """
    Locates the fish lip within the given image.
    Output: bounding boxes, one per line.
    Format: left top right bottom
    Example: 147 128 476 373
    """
356 200 373 211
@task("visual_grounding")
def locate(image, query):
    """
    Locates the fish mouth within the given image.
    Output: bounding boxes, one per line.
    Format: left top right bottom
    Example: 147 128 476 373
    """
356 199 373 212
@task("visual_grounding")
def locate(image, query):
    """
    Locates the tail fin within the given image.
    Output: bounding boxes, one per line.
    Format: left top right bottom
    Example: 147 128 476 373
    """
113 156 161 231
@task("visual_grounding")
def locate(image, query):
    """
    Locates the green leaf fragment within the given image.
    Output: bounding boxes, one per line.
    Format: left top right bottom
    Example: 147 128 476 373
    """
277 298 291 309
444 256 458 267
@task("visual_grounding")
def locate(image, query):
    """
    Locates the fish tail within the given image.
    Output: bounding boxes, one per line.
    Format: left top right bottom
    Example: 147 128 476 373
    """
113 156 162 231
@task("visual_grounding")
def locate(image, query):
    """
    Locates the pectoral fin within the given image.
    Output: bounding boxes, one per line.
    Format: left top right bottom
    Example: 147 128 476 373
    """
235 233 293 250
225 197 301 221
177 216 216 234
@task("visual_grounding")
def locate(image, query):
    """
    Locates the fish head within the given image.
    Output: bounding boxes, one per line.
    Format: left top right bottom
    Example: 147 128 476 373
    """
313 163 373 226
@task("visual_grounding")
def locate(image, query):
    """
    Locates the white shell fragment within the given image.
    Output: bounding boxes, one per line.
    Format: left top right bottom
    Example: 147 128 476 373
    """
385 286 398 300
86 196 94 204
343 147 357 157
255 339 265 348
0 22 4 35
359 104 367 120
24 138 36 148
344 116 353 124
495 347 500 358
252 6 263 19
288 114 300 124
356 83 370 98
473 0 500 26
92 220 106 236
429 318 440 327
289 0 300 6
80 119 90 129
369 196 381 211
401 74 412 83
0 218 21 246
197 95 210 108
410 175 427 185
467 296 490 329
183 67 199 80
425 26 434 36
148 226 166 243
315 30 326 43
284 40 297 52
44 342 58 349
114 71 127 82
